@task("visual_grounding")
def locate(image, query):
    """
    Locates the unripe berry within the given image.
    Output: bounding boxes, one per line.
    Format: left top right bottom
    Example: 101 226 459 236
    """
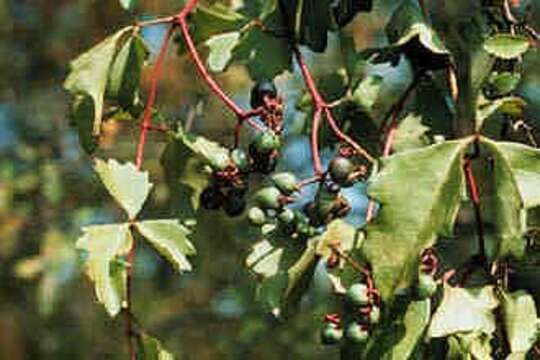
254 132 281 154
346 283 370 306
345 322 369 344
208 151 230 171
254 187 282 210
369 306 381 325
271 172 298 195
250 79 277 109
278 208 295 224
231 148 250 172
320 323 343 345
248 206 267 226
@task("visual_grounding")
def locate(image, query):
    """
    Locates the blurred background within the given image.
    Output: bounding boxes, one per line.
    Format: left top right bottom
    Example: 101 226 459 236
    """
0 0 538 359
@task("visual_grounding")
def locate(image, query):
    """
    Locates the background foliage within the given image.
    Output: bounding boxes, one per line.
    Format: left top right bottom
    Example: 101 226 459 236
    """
1 0 540 359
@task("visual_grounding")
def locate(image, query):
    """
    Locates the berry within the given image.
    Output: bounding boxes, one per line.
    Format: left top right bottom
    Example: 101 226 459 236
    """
271 172 298 195
329 156 355 187
324 179 341 194
346 283 370 307
320 323 343 345
254 187 282 210
278 208 295 224
223 191 246 217
254 132 281 154
200 186 224 210
208 151 230 171
231 148 250 173
248 206 267 226
345 322 369 344
250 80 277 109
416 273 438 299
369 306 381 325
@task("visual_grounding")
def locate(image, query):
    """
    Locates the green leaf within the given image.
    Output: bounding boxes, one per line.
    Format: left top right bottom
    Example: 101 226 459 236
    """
480 138 527 259
206 32 241 73
502 291 538 354
296 0 331 53
428 286 498 338
351 75 383 111
363 140 469 301
476 96 527 131
392 113 431 153
76 223 133 317
119 0 138 11
362 299 431 360
137 333 175 360
69 95 99 154
316 219 362 258
447 332 493 360
386 0 450 68
64 26 133 135
94 158 153 220
484 34 530 60
485 72 522 97
135 219 196 273
107 35 148 109
493 142 540 209
245 229 319 318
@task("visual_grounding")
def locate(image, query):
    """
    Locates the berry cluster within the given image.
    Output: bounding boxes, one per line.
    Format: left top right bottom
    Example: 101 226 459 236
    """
200 79 284 216
248 172 318 239
200 148 250 216
320 283 381 346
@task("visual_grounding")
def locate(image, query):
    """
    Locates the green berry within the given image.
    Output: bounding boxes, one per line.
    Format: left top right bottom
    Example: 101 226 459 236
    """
248 207 267 226
320 323 343 345
254 187 282 210
208 151 230 171
278 208 295 224
254 132 281 154
271 172 298 195
345 322 369 344
416 273 438 299
231 149 250 172
369 306 381 325
329 156 355 187
346 283 370 306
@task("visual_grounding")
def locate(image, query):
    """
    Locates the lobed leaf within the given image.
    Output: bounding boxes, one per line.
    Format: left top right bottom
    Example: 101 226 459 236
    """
94 158 153 220
135 219 196 273
502 291 538 354
76 223 133 317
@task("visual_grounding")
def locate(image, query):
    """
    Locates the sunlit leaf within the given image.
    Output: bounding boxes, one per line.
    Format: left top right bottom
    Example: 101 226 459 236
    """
64 26 133 135
119 0 138 11
94 158 153 220
137 333 175 360
428 286 498 337
392 113 431 153
76 223 133 317
502 291 538 354
206 31 241 73
135 219 196 273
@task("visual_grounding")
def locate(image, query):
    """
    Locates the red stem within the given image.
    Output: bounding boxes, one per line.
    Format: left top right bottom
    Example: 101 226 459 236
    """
311 109 323 174
135 25 176 169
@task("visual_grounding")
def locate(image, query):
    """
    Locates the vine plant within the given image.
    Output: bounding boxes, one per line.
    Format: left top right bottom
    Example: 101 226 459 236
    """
64 0 540 358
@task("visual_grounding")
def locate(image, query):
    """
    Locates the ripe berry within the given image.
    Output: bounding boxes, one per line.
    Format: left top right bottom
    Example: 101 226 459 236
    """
254 187 282 210
416 273 438 299
329 156 355 187
320 323 343 345
248 206 267 226
346 283 370 307
250 80 277 109
324 179 341 194
223 190 246 217
271 172 298 195
345 322 369 344
200 186 224 210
